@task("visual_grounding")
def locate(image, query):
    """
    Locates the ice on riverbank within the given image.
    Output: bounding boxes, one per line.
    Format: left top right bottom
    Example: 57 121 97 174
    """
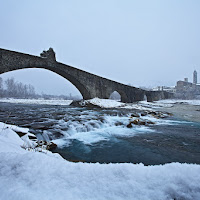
0 98 73 105
0 122 200 200
0 97 152 110
1 98 200 110
0 122 58 153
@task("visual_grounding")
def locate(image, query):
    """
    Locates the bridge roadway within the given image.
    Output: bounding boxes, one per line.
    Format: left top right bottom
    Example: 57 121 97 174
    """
0 48 172 102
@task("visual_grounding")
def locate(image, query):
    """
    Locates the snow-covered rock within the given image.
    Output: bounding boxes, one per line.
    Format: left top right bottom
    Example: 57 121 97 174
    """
71 98 153 110
85 98 125 108
0 122 24 153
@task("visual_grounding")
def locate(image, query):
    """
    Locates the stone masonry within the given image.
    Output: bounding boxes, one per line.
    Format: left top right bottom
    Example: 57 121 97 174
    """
0 48 173 102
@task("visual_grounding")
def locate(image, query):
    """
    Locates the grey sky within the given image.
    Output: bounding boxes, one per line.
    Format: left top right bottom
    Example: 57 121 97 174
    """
0 0 200 96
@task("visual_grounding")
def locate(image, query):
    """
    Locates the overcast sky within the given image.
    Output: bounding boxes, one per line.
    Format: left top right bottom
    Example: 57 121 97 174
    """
0 0 200 96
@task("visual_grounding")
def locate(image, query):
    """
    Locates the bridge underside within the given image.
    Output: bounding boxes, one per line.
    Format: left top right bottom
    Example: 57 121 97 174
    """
0 48 173 102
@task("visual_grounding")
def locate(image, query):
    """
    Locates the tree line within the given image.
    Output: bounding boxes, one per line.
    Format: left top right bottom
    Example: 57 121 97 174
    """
0 77 36 98
0 77 81 100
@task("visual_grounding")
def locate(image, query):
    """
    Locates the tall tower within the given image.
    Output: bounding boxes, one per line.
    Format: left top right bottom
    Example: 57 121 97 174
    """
193 70 197 84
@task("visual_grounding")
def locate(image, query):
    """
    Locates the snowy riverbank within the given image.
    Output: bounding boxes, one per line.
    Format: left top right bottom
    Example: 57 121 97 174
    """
0 98 73 105
152 100 200 123
0 122 200 200
1 97 200 109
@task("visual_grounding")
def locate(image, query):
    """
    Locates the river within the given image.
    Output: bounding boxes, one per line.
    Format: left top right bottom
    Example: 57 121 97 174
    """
0 101 200 165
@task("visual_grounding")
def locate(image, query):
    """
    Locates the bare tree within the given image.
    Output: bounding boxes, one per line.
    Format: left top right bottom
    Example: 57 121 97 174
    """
28 84 36 98
0 77 81 100
5 77 17 97
0 77 3 97
2 77 37 99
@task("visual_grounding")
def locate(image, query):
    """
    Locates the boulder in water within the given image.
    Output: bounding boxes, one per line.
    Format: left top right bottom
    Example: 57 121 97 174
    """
47 142 57 151
130 113 140 118
70 100 101 108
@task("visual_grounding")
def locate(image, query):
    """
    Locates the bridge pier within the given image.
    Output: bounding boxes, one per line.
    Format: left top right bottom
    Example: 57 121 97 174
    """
145 91 174 102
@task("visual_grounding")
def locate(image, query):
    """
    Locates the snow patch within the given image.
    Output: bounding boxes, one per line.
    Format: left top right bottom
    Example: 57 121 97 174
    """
83 98 153 110
145 99 200 107
0 98 73 105
0 122 200 200
0 122 24 153
84 97 125 108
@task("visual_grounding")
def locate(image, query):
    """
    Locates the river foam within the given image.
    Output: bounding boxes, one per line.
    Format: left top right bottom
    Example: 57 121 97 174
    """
50 111 183 148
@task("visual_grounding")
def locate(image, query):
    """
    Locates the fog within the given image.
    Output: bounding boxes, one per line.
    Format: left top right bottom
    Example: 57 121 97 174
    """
1 0 200 95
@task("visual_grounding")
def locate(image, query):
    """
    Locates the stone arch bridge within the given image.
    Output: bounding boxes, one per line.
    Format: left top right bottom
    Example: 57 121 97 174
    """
0 48 172 102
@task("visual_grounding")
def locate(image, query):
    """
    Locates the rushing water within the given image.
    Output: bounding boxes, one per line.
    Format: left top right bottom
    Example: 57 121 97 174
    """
0 102 200 165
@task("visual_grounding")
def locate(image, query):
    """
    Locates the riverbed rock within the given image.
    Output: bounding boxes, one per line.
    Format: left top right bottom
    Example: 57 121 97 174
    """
47 142 57 151
140 112 148 116
148 111 157 116
70 100 101 108
127 119 145 126
131 119 140 125
147 111 172 119
70 100 83 107
146 120 155 125
28 135 37 140
127 123 133 128
130 113 140 118
15 131 27 137
115 121 124 126
127 118 155 127
139 121 146 125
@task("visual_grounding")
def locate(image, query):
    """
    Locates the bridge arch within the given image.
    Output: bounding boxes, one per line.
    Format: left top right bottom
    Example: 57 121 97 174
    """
109 91 121 101
0 62 91 100
106 87 130 102
0 68 84 98
118 90 131 103
42 66 91 99
0 48 172 102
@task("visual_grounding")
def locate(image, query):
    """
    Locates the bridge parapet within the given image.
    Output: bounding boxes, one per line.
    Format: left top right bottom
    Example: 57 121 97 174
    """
40 48 56 67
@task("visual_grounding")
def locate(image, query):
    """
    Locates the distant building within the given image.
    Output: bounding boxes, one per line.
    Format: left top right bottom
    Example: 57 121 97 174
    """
152 86 176 93
175 70 200 99
151 70 200 99
193 70 197 84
